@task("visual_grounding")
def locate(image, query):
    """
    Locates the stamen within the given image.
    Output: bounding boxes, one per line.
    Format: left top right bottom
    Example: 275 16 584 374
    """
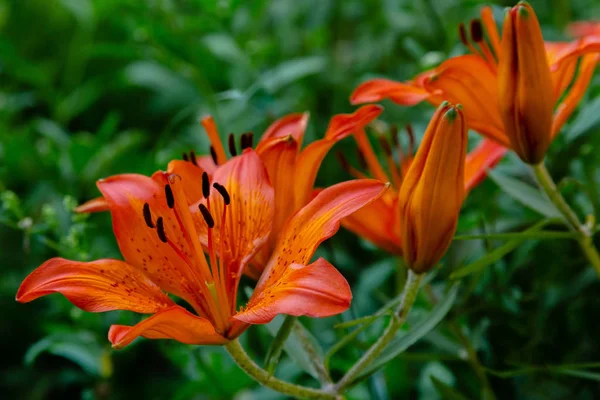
228 133 237 157
210 146 218 165
458 23 469 46
405 124 415 156
202 172 210 198
356 148 368 170
189 150 197 165
378 137 393 157
469 19 483 42
165 184 175 209
336 152 350 171
336 151 369 180
213 183 231 205
142 203 154 228
156 217 168 243
198 204 215 228
240 132 254 150
390 124 399 147
182 152 189 162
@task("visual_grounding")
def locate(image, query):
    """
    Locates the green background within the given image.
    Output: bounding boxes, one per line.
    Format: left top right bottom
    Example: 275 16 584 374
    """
2 0 600 398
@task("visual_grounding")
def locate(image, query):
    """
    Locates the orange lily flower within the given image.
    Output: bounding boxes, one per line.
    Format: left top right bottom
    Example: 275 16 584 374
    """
398 102 467 273
568 21 600 38
337 110 505 255
75 105 383 278
351 3 600 163
17 150 387 348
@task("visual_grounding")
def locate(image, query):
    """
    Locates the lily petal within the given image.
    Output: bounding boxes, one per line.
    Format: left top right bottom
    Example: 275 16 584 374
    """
165 159 206 205
16 258 174 313
254 136 299 265
552 54 600 137
464 139 508 192
74 196 109 213
350 78 431 106
98 174 208 314
258 112 309 148
194 150 274 299
235 258 351 324
293 105 383 210
108 306 228 349
340 193 402 255
427 55 509 146
255 179 388 293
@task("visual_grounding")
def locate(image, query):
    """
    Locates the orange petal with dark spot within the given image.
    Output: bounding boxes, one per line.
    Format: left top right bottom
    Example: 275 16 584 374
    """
109 306 228 349
235 258 351 324
16 258 174 313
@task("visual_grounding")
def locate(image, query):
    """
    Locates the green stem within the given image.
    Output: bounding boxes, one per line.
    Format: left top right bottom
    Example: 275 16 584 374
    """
449 322 496 400
334 270 424 392
532 163 600 277
225 339 338 400
264 315 296 376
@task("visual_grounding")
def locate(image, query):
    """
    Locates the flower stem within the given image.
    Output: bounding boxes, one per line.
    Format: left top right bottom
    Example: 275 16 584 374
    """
532 162 600 277
225 339 338 400
334 269 424 392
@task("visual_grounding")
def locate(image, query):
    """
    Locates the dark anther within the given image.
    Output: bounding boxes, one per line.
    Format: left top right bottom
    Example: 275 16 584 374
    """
202 172 210 198
165 184 175 209
189 149 197 165
405 124 415 155
469 19 483 42
198 204 215 228
182 152 189 162
390 125 399 146
143 203 154 228
228 133 237 157
378 137 393 156
240 132 254 150
357 149 368 170
156 217 168 243
336 152 350 171
458 23 469 46
213 183 231 205
209 146 218 165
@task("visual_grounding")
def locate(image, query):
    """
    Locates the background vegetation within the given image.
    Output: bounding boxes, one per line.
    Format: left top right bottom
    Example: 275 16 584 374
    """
2 0 600 398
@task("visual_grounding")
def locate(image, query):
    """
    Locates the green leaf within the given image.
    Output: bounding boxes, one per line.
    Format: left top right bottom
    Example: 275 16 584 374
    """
264 316 322 380
430 376 470 400
566 96 600 142
451 219 554 279
454 230 580 241
488 170 560 218
357 283 460 380
202 33 249 66
259 57 327 92
263 315 296 376
24 331 111 378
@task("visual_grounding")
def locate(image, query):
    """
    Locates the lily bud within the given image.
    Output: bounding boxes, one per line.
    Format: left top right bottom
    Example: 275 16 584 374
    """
398 102 467 274
497 1 554 165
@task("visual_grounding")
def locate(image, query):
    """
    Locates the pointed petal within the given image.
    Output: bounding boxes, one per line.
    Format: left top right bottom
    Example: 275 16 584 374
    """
551 36 600 72
255 136 299 262
97 174 207 313
166 159 206 205
293 105 383 210
108 306 228 349
194 150 274 301
464 139 507 192
255 179 388 294
427 55 509 146
552 54 600 137
201 115 228 165
235 258 351 324
350 78 431 105
340 193 402 254
74 196 109 213
16 258 174 313
259 112 309 148
196 155 218 174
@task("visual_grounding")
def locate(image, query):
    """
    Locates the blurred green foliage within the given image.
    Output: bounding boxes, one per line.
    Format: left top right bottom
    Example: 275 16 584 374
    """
2 0 600 399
